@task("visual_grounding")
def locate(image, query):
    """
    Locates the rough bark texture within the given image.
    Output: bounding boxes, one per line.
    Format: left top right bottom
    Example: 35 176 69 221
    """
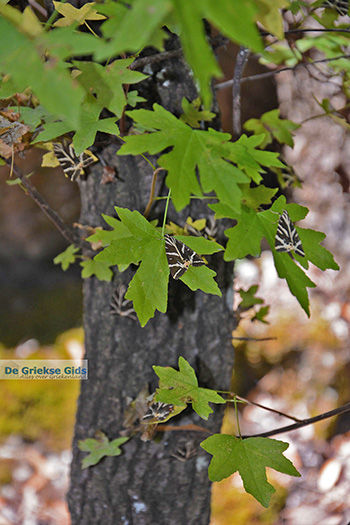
68 50 236 525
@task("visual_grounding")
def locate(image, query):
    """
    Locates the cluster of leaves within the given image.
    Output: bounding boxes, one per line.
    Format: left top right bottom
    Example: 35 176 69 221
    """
0 1 341 323
79 357 300 507
0 0 346 509
237 284 270 323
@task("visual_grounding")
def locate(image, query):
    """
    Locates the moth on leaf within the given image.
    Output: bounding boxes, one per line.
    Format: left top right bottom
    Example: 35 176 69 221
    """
53 142 98 181
142 401 174 423
275 210 305 257
164 234 206 279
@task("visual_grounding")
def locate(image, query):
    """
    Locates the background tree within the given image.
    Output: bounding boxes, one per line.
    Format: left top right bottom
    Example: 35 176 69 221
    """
0 1 349 523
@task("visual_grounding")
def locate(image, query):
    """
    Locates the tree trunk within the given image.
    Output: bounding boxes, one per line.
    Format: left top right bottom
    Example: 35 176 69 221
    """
68 48 236 525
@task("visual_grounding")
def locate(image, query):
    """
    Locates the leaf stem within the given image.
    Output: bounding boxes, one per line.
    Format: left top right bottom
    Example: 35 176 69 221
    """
161 189 171 237
234 396 242 438
84 21 99 38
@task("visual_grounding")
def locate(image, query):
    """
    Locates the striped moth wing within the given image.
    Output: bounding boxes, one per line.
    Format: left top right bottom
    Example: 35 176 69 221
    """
142 401 174 422
53 142 96 181
164 234 205 279
275 210 305 257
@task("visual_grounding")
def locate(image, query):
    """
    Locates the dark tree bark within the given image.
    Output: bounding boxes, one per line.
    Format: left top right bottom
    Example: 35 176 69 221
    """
68 50 236 524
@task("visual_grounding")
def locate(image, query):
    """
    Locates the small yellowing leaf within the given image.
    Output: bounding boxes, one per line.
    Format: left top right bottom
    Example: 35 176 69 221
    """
53 1 106 27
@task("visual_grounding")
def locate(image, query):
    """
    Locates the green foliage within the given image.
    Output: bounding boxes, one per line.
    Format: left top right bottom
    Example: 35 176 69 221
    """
79 431 129 469
238 285 264 311
0 1 344 505
252 305 270 323
201 435 300 507
81 258 113 281
153 356 225 420
72 58 147 118
180 97 215 128
87 208 222 325
244 109 300 148
223 196 338 316
119 105 282 211
0 13 85 128
54 245 79 271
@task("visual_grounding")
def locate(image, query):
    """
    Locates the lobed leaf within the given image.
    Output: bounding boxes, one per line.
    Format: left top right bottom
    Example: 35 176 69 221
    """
154 356 225 419
201 435 300 507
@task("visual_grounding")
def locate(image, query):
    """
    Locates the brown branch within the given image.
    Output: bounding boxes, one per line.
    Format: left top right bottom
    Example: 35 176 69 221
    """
233 395 301 423
157 423 211 434
232 336 277 342
130 49 183 70
241 401 350 439
232 46 250 137
155 403 350 440
281 27 350 36
6 162 78 246
143 167 165 218
28 0 48 17
216 54 350 90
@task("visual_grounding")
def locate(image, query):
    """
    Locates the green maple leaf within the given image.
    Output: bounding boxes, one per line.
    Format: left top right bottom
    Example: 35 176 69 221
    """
81 258 113 281
224 196 339 316
245 109 300 148
226 134 284 183
88 212 158 326
53 244 79 271
119 104 280 211
72 94 120 154
53 1 106 27
153 356 225 420
252 305 270 323
78 432 129 469
180 97 215 128
88 208 222 325
93 0 262 106
240 184 278 209
94 0 172 60
73 58 147 117
201 435 300 507
238 285 264 311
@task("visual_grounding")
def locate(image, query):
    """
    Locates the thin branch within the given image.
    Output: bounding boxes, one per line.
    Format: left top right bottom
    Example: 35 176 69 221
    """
233 395 302 423
157 423 211 434
281 27 350 36
232 336 277 342
130 49 183 70
143 167 165 218
155 402 350 439
232 46 250 137
216 54 350 90
6 162 78 246
242 401 350 439
28 0 48 17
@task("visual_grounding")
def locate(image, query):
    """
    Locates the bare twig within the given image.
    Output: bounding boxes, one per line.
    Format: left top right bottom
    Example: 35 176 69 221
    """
232 336 277 342
216 54 350 90
6 162 78 246
242 402 350 439
281 27 350 36
233 395 302 423
232 46 250 137
143 167 165 218
130 49 183 70
156 402 350 439
29 0 48 17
